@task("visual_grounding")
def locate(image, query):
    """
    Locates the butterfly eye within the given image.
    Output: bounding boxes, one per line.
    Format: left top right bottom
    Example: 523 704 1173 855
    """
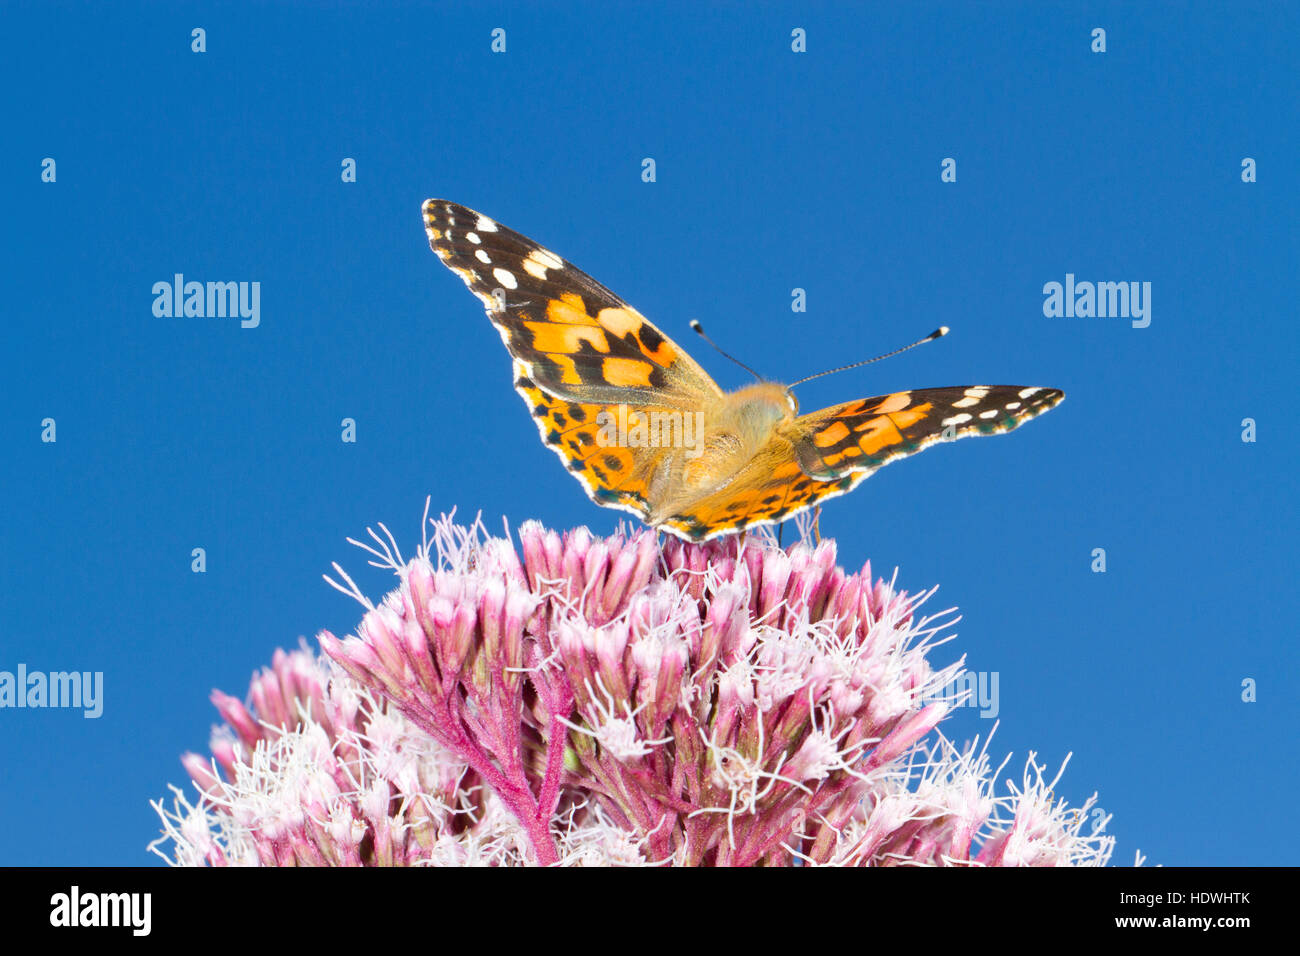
786 391 799 414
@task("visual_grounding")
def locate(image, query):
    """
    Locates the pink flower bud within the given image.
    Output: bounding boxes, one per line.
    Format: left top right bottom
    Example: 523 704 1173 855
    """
182 752 222 796
866 703 948 771
210 691 261 748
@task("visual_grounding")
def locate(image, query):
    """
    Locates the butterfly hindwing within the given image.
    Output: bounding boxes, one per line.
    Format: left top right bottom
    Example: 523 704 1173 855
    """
511 361 657 521
657 438 869 541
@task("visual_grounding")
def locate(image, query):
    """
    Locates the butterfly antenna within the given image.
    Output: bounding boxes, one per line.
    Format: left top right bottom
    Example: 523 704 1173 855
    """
787 326 950 388
690 320 764 382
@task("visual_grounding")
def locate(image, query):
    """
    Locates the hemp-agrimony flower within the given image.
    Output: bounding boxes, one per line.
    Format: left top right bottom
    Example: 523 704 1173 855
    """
151 511 1117 867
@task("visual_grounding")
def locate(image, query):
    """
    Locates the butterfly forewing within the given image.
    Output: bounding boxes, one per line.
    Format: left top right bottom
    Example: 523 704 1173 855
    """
788 386 1065 480
422 199 721 408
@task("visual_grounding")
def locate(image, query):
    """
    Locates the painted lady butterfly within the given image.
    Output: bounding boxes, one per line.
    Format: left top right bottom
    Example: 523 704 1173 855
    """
423 199 1063 541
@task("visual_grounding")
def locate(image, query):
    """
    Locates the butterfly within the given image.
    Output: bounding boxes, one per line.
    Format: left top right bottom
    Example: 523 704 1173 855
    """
423 199 1063 542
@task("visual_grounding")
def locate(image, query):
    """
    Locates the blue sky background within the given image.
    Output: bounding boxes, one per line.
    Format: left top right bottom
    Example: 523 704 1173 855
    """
2 2 1296 866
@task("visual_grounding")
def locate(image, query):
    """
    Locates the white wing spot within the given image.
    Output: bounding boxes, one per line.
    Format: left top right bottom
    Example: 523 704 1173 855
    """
1005 401 1021 410
532 248 563 270
492 268 518 290
475 249 492 264
979 409 999 420
476 215 499 233
942 413 973 425
1018 387 1042 399
467 232 482 244
952 386 990 409
523 258 549 280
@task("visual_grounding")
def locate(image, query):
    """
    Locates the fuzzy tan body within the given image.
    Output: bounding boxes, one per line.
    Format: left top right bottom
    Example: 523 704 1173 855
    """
647 383 797 522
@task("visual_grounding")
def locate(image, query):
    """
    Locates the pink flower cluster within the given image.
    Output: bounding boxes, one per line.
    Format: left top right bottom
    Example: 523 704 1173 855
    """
151 513 1117 867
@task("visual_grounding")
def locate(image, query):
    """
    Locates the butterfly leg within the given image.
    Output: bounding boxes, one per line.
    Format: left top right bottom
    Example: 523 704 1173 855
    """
776 523 784 548
813 506 822 544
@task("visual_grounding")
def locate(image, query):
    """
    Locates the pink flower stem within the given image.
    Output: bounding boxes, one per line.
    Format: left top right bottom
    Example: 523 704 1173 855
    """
402 696 560 865
735 777 853 866
529 656 575 823
532 710 569 821
602 760 656 831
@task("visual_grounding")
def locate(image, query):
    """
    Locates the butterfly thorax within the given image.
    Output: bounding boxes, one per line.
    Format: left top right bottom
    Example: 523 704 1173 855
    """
669 382 797 504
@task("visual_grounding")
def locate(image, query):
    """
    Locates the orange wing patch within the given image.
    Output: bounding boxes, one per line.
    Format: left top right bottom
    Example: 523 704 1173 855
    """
601 356 656 387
